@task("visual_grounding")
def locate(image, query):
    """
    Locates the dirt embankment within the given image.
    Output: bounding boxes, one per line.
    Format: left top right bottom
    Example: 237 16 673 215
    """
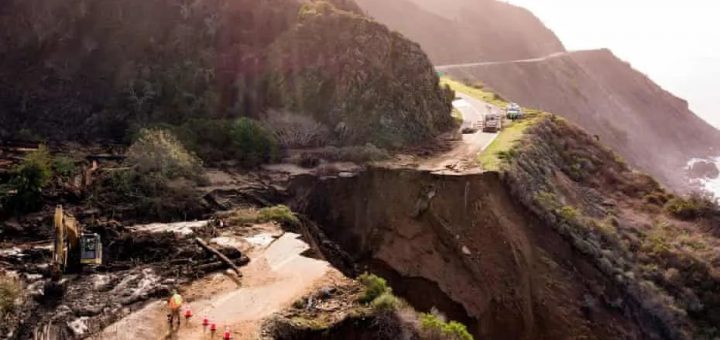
289 168 647 339
444 49 720 192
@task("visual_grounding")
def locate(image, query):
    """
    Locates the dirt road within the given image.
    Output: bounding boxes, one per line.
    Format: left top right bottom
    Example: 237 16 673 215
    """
99 232 340 340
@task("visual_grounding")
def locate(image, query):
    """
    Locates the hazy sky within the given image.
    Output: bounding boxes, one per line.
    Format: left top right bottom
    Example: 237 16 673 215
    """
508 0 720 129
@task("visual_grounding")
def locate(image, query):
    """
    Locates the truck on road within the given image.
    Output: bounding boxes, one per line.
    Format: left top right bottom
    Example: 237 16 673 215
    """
483 113 502 133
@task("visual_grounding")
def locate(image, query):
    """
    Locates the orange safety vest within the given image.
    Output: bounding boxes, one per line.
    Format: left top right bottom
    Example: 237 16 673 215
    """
168 294 183 310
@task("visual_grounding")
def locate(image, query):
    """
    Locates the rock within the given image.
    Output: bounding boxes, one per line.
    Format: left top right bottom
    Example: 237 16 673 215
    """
688 160 719 179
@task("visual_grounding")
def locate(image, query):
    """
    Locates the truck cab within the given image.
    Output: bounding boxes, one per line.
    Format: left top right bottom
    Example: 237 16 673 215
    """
483 113 502 132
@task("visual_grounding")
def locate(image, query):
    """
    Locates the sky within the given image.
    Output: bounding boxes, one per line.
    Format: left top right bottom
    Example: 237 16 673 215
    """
508 0 720 129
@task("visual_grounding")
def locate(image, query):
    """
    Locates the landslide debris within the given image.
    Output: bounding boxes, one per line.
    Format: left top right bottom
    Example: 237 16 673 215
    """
0 0 452 150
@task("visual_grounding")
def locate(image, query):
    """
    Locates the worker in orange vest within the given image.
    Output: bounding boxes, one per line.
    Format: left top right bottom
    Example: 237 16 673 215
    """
167 290 184 329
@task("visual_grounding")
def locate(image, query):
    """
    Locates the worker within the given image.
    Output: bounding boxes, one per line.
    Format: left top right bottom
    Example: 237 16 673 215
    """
167 290 183 329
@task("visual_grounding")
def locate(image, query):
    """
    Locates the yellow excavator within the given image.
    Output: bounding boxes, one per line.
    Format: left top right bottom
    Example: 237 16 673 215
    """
51 205 102 279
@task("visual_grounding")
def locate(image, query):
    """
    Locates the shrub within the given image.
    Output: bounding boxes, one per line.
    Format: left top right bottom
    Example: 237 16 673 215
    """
0 276 21 317
266 110 330 148
52 156 77 178
258 205 300 226
358 272 390 304
558 205 579 222
663 193 716 220
102 129 206 219
4 146 53 213
229 118 279 168
127 129 203 179
371 292 400 313
419 312 473 340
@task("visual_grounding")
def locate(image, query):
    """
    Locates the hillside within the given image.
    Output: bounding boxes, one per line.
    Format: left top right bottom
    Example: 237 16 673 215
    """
0 0 452 148
444 49 720 191
355 0 565 64
354 0 720 192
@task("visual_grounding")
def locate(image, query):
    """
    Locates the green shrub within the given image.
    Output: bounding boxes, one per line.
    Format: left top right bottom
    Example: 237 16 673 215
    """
663 193 716 220
370 292 400 313
52 156 77 178
558 205 579 222
0 276 21 317
102 129 206 219
419 312 473 340
127 128 203 179
4 146 53 213
258 205 300 226
229 118 279 168
358 272 390 304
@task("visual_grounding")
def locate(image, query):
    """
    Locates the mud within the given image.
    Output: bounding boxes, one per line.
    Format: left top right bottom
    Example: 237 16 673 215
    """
289 166 651 339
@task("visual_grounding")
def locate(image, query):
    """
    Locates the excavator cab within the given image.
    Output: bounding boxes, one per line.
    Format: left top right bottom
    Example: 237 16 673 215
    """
80 233 102 265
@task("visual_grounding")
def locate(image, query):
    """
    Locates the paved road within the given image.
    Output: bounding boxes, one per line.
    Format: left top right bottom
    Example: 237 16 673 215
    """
435 52 568 71
453 92 500 149
418 92 500 173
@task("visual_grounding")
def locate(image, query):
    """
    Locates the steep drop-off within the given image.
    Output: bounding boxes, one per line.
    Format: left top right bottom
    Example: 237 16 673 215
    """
355 0 565 64
445 49 720 191
0 0 451 146
290 115 720 339
291 168 649 339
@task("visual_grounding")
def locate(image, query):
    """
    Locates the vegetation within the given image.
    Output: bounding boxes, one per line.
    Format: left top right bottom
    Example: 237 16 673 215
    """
358 272 391 304
664 193 718 220
258 205 301 226
269 2 454 147
504 115 720 338
478 117 539 171
440 77 508 108
52 156 78 179
0 276 21 317
419 312 473 340
1 146 54 214
172 118 279 167
370 292 400 313
100 129 206 219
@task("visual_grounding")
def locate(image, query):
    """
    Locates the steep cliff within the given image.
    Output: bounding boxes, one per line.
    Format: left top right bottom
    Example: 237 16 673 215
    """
291 115 720 340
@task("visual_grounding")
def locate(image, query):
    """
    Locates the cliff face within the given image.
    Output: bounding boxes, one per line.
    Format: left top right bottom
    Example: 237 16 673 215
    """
0 0 451 146
355 0 565 64
445 49 720 191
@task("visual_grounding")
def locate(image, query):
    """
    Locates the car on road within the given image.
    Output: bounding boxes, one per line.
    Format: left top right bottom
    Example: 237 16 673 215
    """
506 102 523 120
461 126 478 134
483 113 502 132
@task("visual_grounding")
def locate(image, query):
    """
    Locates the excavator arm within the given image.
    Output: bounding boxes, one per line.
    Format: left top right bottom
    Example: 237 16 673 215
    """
52 205 81 277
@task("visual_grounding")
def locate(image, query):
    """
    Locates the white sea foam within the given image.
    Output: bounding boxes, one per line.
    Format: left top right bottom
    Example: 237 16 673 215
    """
686 157 720 198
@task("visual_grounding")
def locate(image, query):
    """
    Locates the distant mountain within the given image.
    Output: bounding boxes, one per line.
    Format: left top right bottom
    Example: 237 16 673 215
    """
355 0 565 64
357 0 720 191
